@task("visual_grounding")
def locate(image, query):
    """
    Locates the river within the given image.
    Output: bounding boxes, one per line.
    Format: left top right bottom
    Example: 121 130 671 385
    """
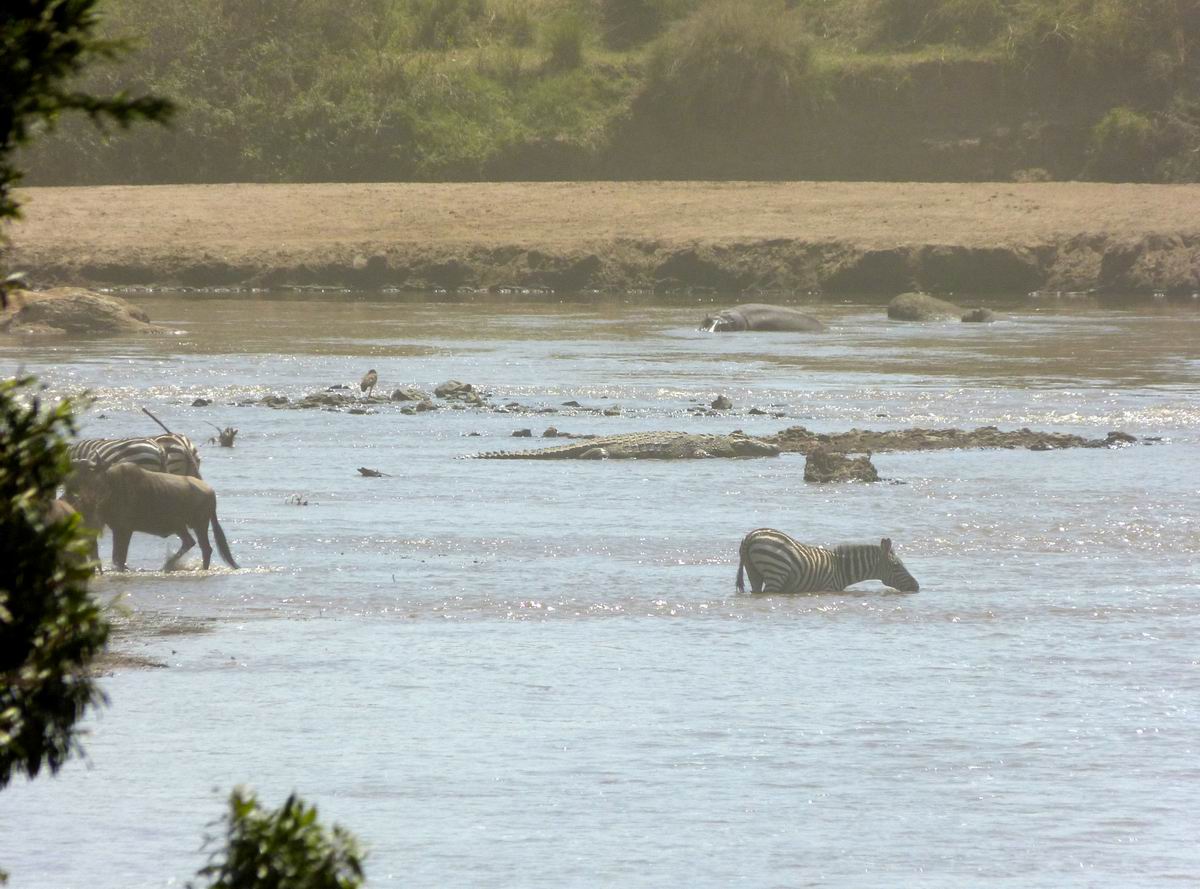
2 292 1198 887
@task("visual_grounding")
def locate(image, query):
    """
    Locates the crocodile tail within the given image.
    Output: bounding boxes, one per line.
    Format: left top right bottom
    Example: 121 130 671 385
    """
736 556 746 593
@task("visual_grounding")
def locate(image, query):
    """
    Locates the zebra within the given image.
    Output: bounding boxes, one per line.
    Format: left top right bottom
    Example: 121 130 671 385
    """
736 528 919 594
67 434 201 477
67 437 169 474
152 432 202 477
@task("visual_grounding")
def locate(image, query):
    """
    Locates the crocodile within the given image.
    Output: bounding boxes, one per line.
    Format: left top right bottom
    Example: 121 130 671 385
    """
469 431 781 460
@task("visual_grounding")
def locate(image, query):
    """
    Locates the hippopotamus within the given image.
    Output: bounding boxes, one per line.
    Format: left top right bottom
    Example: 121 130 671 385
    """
700 303 826 333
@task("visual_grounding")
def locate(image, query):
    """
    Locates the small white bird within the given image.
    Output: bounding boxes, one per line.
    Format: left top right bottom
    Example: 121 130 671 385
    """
360 369 378 397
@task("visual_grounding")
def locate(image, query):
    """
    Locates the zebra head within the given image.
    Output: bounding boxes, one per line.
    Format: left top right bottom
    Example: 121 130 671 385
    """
879 538 919 592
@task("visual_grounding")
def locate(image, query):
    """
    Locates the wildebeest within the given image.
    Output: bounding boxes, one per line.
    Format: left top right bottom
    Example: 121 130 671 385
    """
69 459 238 571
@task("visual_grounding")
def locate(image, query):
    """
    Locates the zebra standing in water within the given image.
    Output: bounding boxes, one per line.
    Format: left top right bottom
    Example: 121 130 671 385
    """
736 528 919 593
67 433 201 477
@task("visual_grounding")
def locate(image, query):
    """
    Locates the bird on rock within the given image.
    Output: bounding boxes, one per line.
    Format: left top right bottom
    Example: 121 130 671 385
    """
360 369 378 397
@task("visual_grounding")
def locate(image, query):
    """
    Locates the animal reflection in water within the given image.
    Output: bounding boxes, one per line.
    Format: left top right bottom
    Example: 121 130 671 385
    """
69 458 238 571
737 528 919 593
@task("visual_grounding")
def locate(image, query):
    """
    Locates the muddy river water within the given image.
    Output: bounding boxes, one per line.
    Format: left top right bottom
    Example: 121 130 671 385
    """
2 292 1199 887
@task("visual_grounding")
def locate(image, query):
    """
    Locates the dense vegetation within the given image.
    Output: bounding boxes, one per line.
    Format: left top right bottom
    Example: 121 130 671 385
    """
194 788 365 889
20 0 1200 183
0 379 107 791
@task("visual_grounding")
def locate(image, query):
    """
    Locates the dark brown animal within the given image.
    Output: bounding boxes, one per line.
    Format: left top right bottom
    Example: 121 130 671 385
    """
701 304 825 333
70 459 238 571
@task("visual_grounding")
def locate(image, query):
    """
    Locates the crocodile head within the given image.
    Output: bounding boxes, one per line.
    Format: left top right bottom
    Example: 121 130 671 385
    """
732 438 781 457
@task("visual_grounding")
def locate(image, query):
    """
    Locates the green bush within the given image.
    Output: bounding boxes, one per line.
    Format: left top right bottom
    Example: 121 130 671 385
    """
1006 0 1198 86
542 10 588 71
1085 106 1157 180
409 0 487 49
1 378 108 789
867 0 1010 48
1156 94 1200 181
494 0 537 47
599 0 694 49
192 788 365 889
646 0 815 124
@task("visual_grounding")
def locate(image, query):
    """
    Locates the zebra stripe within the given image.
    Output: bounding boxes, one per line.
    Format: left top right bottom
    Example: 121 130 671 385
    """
152 433 202 477
68 437 169 473
68 434 202 477
736 528 919 593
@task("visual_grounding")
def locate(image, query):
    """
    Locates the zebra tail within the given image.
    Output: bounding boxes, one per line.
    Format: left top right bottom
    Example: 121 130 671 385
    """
736 556 746 594
210 514 239 569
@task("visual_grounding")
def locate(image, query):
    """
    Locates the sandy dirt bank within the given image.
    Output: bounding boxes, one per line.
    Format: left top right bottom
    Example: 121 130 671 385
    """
6 181 1200 294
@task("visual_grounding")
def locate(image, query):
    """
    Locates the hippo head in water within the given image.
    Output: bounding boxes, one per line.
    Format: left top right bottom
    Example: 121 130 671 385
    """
701 309 749 332
700 303 826 333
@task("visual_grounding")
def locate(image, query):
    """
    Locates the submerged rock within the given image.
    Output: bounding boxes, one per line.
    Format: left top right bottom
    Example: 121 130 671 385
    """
767 424 1141 454
435 380 473 398
390 387 429 402
887 292 963 321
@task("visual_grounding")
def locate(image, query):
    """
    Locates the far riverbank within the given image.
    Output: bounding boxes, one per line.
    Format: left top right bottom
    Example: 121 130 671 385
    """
6 181 1200 295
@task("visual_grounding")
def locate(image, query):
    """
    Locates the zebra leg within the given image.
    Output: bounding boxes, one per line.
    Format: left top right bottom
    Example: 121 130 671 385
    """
111 528 133 571
164 528 196 571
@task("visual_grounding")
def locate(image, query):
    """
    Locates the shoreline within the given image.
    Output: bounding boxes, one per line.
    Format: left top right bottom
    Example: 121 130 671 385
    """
6 181 1200 294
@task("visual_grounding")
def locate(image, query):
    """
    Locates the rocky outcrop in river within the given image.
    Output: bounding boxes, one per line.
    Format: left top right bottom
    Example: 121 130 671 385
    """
803 449 880 483
0 287 166 337
765 426 1143 454
887 292 963 321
